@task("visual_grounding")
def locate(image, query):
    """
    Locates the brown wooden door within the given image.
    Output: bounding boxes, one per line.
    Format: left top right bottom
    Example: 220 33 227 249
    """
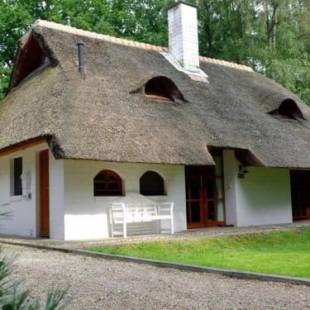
186 161 225 229
291 171 310 221
186 166 208 228
39 150 50 237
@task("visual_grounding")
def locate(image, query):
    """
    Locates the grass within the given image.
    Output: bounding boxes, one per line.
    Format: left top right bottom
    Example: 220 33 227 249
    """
89 228 310 278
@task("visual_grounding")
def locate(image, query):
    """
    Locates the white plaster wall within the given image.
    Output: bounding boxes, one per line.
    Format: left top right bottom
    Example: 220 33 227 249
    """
64 160 187 240
0 143 48 237
49 154 65 240
223 150 238 226
223 150 292 227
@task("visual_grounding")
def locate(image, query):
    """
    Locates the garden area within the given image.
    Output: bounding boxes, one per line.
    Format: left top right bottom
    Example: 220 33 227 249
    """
89 228 310 278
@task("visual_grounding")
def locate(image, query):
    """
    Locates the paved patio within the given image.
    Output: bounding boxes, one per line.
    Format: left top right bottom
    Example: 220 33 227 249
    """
0 221 309 249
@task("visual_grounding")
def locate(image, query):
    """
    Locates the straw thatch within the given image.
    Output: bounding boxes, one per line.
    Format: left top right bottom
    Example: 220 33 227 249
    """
0 20 309 168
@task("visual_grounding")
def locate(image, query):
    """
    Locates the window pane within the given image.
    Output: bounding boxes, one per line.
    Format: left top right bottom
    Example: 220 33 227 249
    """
207 178 216 199
187 177 201 199
140 171 165 196
13 157 23 196
207 201 217 221
94 170 123 196
216 179 224 199
188 202 201 223
214 156 223 177
217 200 225 221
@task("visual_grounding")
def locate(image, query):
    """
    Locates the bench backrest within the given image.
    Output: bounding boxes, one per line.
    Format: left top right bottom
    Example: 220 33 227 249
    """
110 202 173 224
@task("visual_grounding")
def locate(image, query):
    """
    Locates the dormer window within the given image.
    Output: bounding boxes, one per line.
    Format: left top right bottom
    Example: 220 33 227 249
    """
269 99 304 120
10 33 51 89
144 76 185 102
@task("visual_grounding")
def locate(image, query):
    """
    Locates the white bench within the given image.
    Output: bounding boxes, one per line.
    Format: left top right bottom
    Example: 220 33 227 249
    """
110 202 174 238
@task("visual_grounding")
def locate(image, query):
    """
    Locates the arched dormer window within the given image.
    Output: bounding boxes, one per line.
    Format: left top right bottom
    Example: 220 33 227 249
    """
140 171 165 196
269 98 304 120
144 76 185 102
94 170 123 196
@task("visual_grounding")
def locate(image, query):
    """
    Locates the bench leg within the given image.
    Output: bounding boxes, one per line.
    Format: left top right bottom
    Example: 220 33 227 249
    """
123 221 127 238
171 217 174 234
110 211 114 238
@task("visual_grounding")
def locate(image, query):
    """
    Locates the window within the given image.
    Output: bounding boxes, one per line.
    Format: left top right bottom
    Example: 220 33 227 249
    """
11 157 23 196
269 99 304 120
144 76 185 102
140 171 165 196
10 34 50 89
94 170 123 197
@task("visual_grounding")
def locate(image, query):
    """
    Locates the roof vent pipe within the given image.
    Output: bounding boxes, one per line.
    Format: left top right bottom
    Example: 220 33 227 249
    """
77 41 85 79
168 1 200 71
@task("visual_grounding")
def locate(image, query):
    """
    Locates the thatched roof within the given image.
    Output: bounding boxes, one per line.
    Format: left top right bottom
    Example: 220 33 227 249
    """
0 20 309 168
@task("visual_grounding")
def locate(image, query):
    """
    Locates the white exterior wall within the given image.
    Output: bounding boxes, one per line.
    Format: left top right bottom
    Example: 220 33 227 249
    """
0 143 48 237
0 144 293 240
223 150 292 227
49 155 65 239
168 3 199 69
64 160 187 240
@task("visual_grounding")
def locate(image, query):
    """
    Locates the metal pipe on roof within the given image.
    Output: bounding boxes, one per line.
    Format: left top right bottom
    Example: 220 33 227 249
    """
77 41 85 79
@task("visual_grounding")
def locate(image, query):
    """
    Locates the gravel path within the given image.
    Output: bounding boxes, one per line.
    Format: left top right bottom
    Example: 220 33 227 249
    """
3 244 310 310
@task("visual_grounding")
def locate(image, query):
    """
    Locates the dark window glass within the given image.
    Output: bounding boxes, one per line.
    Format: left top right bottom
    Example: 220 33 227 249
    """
13 157 23 196
94 170 123 197
189 202 201 223
140 171 165 196
144 76 185 102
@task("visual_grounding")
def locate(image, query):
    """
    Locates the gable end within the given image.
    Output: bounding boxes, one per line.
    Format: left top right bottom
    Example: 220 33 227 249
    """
9 31 58 91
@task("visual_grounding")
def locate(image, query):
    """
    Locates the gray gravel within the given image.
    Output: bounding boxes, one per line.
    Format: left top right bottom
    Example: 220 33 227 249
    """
3 244 310 310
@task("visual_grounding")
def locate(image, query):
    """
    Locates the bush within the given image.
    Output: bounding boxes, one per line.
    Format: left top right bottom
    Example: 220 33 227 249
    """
0 253 66 309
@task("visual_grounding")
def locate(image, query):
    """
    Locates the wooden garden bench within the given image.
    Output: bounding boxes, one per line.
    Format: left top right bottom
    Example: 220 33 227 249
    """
110 202 174 238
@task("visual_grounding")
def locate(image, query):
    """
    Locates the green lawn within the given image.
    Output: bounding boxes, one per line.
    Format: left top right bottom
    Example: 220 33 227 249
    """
89 228 310 278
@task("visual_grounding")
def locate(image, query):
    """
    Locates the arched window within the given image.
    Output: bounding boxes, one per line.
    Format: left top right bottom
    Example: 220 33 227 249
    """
269 98 304 120
144 76 185 102
140 171 165 196
94 170 123 196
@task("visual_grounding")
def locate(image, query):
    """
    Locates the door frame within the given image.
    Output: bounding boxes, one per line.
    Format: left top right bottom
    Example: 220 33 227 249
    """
39 149 50 238
185 166 208 229
290 170 310 221
185 164 226 229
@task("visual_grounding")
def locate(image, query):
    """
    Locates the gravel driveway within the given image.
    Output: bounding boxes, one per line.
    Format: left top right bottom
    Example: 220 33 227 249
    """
2 244 310 310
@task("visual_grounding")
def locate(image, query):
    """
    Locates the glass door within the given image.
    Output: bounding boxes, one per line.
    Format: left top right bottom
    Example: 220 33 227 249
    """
186 166 208 228
186 151 225 228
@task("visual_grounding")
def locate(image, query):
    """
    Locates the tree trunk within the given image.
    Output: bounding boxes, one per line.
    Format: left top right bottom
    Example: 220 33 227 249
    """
266 0 279 49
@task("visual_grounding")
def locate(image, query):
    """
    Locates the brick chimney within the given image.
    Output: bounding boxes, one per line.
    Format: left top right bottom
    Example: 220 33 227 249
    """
168 1 199 71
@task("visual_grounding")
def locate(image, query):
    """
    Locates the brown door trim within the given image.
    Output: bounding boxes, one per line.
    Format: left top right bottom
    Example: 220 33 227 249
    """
186 166 208 229
186 159 226 229
39 150 50 238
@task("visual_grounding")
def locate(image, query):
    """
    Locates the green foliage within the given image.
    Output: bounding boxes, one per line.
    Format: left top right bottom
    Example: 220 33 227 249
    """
0 253 65 309
89 228 310 278
0 0 309 104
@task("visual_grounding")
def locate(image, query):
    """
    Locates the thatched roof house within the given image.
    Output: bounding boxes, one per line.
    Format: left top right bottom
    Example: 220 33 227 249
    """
1 18 309 168
0 2 309 240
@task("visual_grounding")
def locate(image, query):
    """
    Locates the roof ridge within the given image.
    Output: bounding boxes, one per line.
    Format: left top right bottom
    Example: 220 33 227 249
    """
33 19 254 72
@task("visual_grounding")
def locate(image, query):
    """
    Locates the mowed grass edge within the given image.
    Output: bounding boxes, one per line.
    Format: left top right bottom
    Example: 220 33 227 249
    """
88 228 310 278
